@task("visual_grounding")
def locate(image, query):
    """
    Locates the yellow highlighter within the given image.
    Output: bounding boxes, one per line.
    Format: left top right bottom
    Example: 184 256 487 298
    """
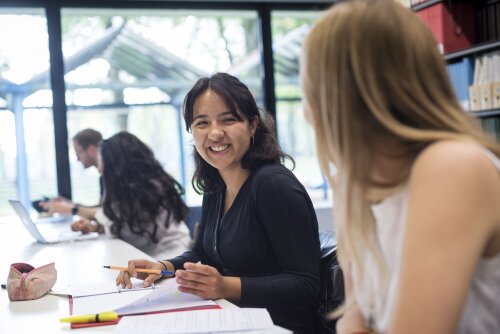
60 311 118 323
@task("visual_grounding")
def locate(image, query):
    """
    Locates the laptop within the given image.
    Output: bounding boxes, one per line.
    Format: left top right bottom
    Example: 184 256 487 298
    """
8 200 99 244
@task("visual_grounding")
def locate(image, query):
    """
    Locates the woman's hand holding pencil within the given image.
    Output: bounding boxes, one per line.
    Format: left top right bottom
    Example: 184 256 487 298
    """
103 265 173 276
113 259 175 289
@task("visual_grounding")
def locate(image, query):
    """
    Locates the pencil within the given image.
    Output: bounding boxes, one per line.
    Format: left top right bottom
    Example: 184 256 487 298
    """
103 265 173 276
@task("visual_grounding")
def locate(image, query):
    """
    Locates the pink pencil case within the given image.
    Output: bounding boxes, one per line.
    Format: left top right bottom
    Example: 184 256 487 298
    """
6 262 57 301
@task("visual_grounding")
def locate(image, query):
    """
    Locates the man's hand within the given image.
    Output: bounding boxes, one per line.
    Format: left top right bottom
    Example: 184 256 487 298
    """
41 198 74 215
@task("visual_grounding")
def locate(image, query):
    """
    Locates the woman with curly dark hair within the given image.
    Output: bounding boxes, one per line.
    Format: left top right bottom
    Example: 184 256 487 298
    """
71 131 191 259
117 73 321 333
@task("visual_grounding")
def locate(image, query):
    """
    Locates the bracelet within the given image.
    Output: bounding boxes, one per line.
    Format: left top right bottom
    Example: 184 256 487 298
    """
93 220 102 233
157 261 168 276
71 204 80 215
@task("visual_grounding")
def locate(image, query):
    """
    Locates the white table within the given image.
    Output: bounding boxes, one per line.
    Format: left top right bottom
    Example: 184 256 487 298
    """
0 215 234 333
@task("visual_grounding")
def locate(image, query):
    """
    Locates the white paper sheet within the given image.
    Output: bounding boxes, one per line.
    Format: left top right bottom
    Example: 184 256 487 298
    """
51 278 153 297
222 327 292 334
113 308 282 334
115 278 216 316
68 278 216 316
71 288 154 315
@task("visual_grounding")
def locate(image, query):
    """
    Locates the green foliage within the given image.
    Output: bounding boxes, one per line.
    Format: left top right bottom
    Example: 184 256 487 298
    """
272 18 312 37
276 84 302 100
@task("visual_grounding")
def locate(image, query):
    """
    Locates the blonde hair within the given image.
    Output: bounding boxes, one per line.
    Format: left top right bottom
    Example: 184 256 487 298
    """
301 0 500 318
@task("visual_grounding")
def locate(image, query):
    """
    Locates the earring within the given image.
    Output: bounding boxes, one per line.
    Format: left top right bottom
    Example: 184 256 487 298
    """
252 136 255 145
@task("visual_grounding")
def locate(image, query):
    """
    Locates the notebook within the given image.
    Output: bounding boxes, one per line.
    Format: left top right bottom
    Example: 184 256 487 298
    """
67 278 220 329
8 200 99 244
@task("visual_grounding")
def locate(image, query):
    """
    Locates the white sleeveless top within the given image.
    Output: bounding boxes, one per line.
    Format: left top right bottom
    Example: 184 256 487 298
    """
95 208 192 260
356 148 500 333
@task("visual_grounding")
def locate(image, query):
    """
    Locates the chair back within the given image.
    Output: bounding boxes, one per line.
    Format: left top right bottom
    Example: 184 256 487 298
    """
185 206 202 239
317 231 345 334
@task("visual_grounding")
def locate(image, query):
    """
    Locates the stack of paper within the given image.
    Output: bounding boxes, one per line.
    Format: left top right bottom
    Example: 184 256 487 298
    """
115 279 217 316
114 308 292 334
60 278 217 317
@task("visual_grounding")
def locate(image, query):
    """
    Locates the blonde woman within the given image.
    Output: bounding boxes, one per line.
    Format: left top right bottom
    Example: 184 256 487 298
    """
301 0 500 333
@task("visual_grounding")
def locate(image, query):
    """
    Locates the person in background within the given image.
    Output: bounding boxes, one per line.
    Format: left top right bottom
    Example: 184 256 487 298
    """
116 73 321 333
42 128 103 219
71 131 191 260
301 1 500 333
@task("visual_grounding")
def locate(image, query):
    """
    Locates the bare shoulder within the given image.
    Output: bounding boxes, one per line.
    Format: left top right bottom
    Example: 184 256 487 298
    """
409 140 500 216
408 140 500 257
410 140 500 186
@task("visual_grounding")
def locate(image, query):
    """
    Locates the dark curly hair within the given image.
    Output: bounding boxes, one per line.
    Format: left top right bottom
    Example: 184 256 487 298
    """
183 72 294 194
100 132 188 243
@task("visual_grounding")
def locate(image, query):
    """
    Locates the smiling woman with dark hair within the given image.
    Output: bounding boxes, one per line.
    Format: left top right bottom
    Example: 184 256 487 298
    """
71 131 191 260
117 73 321 334
183 72 293 194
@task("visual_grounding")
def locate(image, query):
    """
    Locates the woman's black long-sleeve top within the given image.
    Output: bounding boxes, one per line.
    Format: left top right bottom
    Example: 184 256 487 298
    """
168 164 321 333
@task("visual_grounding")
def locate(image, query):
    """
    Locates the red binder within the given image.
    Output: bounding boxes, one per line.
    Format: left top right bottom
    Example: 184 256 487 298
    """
415 2 475 54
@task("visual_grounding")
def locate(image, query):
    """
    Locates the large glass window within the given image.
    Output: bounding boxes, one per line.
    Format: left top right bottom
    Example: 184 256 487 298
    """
61 9 262 206
0 8 56 215
271 10 327 203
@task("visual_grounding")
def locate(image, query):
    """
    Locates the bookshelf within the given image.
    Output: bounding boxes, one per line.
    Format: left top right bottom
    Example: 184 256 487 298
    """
412 0 500 138
475 108 500 119
411 0 445 12
444 40 500 62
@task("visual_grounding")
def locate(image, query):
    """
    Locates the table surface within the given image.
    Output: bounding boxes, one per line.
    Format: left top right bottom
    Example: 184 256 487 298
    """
0 215 234 333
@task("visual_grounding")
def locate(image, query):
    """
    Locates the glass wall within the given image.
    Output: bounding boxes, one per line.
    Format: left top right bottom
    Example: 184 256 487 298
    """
271 10 328 203
61 8 262 206
0 8 56 215
0 3 330 218
0 109 17 213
